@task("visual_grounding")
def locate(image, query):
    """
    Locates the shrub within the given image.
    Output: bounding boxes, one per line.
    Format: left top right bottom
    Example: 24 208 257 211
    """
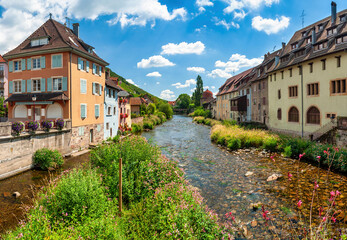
131 113 139 119
132 123 143 133
155 112 167 123
283 145 292 157
41 120 53 132
262 137 279 152
158 102 173 119
11 121 24 135
222 120 237 126
33 148 64 170
227 138 241 150
282 137 312 159
147 103 156 115
27 120 40 132
143 121 153 130
55 119 64 130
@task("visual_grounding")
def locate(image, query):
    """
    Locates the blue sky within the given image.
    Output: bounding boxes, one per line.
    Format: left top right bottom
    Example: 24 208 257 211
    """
1 0 347 100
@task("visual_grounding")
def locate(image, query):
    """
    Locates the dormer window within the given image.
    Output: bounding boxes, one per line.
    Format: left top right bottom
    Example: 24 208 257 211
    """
318 24 324 31
327 27 337 36
31 37 48 47
301 32 306 37
281 55 290 63
257 69 261 77
88 48 93 53
315 41 328 51
295 49 305 58
291 43 299 50
340 15 347 22
336 35 347 44
306 37 312 44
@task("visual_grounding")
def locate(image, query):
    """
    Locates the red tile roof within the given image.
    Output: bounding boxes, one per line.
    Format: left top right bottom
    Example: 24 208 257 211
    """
130 97 142 106
0 55 6 63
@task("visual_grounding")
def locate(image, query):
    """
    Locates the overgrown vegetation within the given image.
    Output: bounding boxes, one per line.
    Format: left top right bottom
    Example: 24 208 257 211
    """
190 107 212 118
3 136 233 239
33 148 64 170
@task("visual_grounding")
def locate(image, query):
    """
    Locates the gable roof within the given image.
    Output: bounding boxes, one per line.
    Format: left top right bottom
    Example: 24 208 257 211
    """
0 55 6 63
216 68 254 96
105 79 122 91
130 97 142 106
3 19 108 66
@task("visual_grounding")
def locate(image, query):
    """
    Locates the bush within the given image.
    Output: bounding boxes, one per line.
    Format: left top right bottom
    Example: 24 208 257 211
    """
262 137 279 152
227 138 241 150
33 148 64 170
132 123 143 133
283 145 292 157
147 103 156 115
158 102 173 119
11 121 24 135
131 113 139 119
281 137 312 159
143 121 153 130
222 120 237 127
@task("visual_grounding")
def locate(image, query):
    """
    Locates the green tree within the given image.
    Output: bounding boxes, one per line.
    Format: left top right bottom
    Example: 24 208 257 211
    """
176 94 191 109
193 75 203 107
0 97 8 117
147 103 156 115
158 102 173 119
140 104 147 115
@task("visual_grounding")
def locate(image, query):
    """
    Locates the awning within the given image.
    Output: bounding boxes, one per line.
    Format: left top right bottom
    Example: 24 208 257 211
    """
5 92 69 102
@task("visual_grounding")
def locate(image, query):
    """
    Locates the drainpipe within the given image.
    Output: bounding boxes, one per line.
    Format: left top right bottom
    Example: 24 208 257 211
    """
70 52 72 125
299 65 304 138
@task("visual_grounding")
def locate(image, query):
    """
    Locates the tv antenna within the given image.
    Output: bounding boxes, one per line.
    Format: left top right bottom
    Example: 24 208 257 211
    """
272 45 276 52
300 10 306 28
65 17 71 28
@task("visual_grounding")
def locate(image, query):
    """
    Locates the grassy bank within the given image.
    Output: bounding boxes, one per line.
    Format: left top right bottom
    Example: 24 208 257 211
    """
2 136 233 239
194 117 347 173
131 112 169 134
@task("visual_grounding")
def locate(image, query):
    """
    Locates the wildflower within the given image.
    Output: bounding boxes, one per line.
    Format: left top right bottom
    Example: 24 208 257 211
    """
316 156 321 161
270 155 275 162
330 191 336 197
297 200 302 208
322 216 327 222
336 190 341 196
324 150 330 156
288 172 293 181
18 233 23 238
331 217 336 223
261 206 269 220
299 153 305 159
314 181 319 189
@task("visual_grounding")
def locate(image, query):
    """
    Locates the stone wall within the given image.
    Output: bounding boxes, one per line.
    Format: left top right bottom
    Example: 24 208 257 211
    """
131 117 143 125
0 126 72 180
70 123 104 150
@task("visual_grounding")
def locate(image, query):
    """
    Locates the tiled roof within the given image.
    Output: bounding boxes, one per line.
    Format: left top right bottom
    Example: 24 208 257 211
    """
105 79 122 91
5 92 69 102
0 55 6 63
130 97 142 106
3 19 108 66
216 68 254 96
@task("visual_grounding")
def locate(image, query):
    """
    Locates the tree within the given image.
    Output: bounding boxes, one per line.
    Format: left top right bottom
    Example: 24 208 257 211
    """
176 94 191 109
192 75 203 107
158 102 173 119
147 103 156 114
0 97 8 117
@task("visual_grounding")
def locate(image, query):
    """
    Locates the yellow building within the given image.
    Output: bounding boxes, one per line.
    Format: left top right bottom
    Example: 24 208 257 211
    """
268 3 347 138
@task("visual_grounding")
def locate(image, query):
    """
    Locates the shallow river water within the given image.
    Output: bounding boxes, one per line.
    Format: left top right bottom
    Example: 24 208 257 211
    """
143 115 347 239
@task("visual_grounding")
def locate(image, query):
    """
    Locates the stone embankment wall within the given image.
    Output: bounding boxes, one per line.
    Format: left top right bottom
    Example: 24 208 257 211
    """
0 120 72 180
131 117 143 125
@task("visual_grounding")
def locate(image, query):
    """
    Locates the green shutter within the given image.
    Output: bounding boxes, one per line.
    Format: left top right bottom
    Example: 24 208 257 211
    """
41 78 45 92
81 104 86 118
9 61 13 72
92 64 96 74
47 78 52 91
86 61 89 72
21 59 26 71
78 58 81 70
62 77 68 91
27 59 31 70
9 81 13 93
56 55 62 67
41 56 46 68
80 79 86 94
99 84 102 96
27 79 31 93
95 104 100 117
21 80 26 93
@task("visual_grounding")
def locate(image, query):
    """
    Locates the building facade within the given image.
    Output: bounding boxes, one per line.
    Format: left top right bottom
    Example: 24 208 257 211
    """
104 79 121 139
4 19 108 149
0 55 8 98
118 91 131 129
130 97 142 115
268 2 347 138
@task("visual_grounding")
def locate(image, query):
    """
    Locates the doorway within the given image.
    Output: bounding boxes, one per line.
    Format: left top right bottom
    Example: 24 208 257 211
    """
89 129 93 143
34 107 41 121
110 128 113 137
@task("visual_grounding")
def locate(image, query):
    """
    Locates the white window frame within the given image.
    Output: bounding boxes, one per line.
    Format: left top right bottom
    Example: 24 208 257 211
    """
51 54 63 69
52 76 63 92
80 79 87 94
14 60 22 72
81 103 87 119
32 57 41 70
31 37 48 47
32 78 41 92
80 59 86 71
13 79 22 93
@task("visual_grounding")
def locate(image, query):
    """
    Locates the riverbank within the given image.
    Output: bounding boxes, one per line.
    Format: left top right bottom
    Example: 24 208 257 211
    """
193 116 347 174
131 112 169 133
1 136 234 239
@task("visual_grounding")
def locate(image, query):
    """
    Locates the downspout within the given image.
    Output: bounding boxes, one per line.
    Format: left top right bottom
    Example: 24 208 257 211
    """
70 52 72 126
300 65 304 138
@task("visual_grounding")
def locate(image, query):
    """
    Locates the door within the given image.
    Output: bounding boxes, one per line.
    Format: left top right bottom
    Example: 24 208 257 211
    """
89 129 93 143
34 107 41 121
110 128 113 137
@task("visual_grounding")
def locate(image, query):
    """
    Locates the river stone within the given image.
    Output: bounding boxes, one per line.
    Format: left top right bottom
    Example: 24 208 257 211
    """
251 220 258 227
245 171 254 177
12 192 21 198
267 174 283 182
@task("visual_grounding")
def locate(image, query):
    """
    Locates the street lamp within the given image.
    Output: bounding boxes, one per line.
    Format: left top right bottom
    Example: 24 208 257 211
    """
32 95 37 102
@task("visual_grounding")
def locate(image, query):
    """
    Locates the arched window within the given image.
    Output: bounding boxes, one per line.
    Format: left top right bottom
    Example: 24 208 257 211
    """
277 108 282 120
307 106 320 124
288 106 299 122
47 103 63 119
14 105 27 118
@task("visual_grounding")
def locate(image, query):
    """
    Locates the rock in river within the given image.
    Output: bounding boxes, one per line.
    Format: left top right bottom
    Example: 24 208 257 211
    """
245 171 254 177
12 192 21 198
266 173 283 182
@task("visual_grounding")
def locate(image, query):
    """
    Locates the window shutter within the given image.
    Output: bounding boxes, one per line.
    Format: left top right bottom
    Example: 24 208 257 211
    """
93 64 96 74
62 77 68 91
78 57 81 70
41 78 46 92
9 81 13 93
47 78 52 91
92 82 96 95
86 61 89 72
80 80 86 94
81 104 86 118
27 79 32 92
57 55 62 67
41 56 46 68
21 59 26 71
99 66 102 76
99 85 102 96
21 80 26 93
9 61 13 72
95 104 99 117
27 59 31 70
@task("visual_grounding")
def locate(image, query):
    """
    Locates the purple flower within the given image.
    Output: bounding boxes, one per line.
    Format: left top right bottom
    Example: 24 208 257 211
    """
41 120 53 131
55 118 65 130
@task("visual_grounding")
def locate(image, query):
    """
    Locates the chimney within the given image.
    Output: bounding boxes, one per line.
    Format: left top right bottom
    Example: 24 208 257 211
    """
331 1 337 24
282 42 286 49
312 28 316 44
73 23 80 38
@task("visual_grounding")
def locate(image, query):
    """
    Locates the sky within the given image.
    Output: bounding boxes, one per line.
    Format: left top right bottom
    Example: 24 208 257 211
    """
1 0 347 100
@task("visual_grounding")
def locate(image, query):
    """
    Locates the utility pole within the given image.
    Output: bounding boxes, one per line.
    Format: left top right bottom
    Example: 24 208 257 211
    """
119 158 122 216
300 10 306 28
299 65 304 138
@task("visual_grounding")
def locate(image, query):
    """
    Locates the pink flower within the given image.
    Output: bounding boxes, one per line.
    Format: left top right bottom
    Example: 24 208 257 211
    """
299 153 305 159
336 190 341 196
288 172 293 181
331 217 336 223
330 191 336 197
314 181 319 189
316 156 321 161
322 216 327 222
297 200 302 208
270 155 275 162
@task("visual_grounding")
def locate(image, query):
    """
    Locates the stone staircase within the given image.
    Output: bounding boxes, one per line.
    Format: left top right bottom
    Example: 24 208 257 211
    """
310 120 337 141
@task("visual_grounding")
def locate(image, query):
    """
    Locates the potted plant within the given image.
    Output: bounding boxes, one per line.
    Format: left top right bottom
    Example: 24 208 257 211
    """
11 121 24 136
27 120 40 133
41 120 53 132
55 118 65 130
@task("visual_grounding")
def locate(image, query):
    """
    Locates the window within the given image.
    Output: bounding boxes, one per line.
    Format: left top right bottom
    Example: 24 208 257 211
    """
52 55 62 68
31 38 48 47
298 66 302 75
326 113 336 119
95 104 100 118
274 73 276 81
53 78 62 91
281 55 290 63
321 59 326 70
307 106 320 124
13 80 22 93
291 42 299 49
14 60 22 71
80 104 87 119
336 56 341 68
106 123 109 130
327 27 337 36
258 83 261 90
289 68 292 77
306 37 312 44
263 82 265 89
336 35 347 44
277 108 282 120
113 90 116 98
281 71 284 79
246 89 250 94
307 83 319 96
309 63 313 73
288 107 299 123
318 24 324 31
315 42 328 51
108 106 111 115
340 15 347 22
270 75 272 82
93 82 102 95
32 79 41 92
262 97 266 105
295 50 305 58
331 79 346 94
289 86 298 97
278 89 281 99
114 107 116 115
32 57 41 69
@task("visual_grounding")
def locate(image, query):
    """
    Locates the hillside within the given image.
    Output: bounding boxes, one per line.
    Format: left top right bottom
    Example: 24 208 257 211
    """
107 68 163 103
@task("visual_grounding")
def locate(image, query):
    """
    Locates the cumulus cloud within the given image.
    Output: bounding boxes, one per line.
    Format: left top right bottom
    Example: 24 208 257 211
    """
160 89 176 100
196 0 213 12
146 71 162 77
223 0 280 14
137 55 175 68
195 25 207 32
187 67 205 73
233 10 246 20
161 41 205 55
208 69 232 79
252 15 290 34
214 18 240 30
126 79 139 86
172 79 196 89
0 0 187 53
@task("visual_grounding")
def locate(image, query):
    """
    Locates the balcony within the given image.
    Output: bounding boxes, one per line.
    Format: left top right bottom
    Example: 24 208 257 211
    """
230 95 247 112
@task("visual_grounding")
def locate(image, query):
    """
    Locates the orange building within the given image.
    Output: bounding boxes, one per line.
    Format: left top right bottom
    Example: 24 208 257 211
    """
4 18 108 149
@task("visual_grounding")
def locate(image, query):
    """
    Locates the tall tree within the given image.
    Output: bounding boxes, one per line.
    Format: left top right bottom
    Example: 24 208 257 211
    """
193 75 203 107
176 94 191 109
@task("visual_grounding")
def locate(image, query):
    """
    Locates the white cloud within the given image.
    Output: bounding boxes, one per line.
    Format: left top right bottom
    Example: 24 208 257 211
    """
196 0 213 11
172 79 196 89
0 0 187 53
208 69 232 79
146 71 162 77
126 79 139 86
223 0 280 14
211 86 216 89
214 18 240 30
156 82 160 84
215 53 263 72
252 16 290 34
233 10 246 20
187 67 205 73
160 89 176 100
137 55 175 68
161 41 205 55
195 25 207 32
